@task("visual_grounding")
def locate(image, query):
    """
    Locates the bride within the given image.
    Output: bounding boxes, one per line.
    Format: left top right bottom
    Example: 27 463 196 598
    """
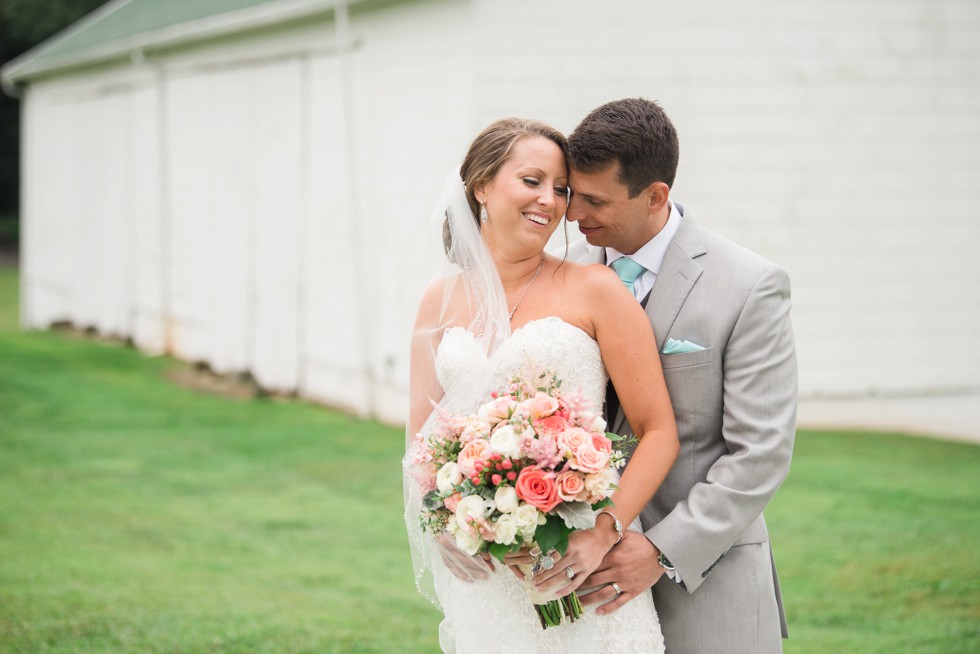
404 118 678 653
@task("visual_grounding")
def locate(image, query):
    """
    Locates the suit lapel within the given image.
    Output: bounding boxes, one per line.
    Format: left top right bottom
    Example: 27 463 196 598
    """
612 209 708 434
645 215 706 351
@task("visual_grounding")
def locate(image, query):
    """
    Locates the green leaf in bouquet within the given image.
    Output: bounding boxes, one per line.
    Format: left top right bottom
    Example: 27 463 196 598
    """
488 541 519 563
605 432 629 442
534 514 564 555
590 497 614 511
554 530 570 557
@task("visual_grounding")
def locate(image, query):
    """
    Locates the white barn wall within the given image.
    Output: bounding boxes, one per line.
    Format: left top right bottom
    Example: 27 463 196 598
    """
468 0 980 399
16 0 980 425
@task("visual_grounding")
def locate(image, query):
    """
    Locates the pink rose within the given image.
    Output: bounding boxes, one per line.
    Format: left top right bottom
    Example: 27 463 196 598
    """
533 415 569 438
591 433 613 454
570 445 609 474
515 467 561 512
521 392 560 419
477 396 517 425
558 427 592 456
555 470 587 502
444 492 462 512
457 439 493 477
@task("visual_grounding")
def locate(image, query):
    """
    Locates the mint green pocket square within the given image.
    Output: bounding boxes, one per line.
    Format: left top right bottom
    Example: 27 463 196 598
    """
662 338 706 354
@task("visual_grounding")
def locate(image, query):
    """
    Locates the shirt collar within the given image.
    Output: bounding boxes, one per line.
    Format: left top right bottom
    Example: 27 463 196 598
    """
605 200 682 275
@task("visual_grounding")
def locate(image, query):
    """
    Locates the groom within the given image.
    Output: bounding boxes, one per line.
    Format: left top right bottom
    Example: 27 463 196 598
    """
567 98 797 653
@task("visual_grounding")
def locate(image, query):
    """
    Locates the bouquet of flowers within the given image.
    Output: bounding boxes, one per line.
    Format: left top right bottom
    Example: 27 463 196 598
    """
407 370 630 628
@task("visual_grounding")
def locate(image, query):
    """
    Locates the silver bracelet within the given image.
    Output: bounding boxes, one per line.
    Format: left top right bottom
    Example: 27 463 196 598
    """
597 510 623 544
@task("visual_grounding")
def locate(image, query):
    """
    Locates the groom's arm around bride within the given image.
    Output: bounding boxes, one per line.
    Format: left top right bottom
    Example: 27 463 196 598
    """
567 98 797 654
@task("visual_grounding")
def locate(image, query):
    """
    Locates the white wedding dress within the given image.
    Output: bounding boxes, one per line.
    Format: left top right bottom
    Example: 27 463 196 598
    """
433 316 665 654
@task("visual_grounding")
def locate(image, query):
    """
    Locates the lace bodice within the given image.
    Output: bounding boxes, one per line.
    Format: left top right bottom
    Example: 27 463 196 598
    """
436 316 608 412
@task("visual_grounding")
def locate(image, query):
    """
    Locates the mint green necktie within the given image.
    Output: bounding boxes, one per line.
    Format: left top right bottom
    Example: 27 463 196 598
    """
610 256 647 294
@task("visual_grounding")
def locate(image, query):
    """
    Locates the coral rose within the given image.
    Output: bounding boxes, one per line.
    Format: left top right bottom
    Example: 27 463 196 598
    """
591 433 613 454
533 415 569 438
515 467 561 512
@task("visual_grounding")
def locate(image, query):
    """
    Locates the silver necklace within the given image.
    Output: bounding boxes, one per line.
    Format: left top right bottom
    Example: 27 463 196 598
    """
508 257 545 320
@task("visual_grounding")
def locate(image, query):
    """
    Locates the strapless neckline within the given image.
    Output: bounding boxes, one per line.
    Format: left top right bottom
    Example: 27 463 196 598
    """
436 315 607 414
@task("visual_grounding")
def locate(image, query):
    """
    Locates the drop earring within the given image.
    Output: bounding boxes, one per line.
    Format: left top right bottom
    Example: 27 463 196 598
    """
480 203 488 223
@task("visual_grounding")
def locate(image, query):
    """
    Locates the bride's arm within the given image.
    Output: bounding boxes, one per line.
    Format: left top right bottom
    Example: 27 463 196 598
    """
591 266 679 532
533 265 678 594
407 279 496 582
408 283 445 438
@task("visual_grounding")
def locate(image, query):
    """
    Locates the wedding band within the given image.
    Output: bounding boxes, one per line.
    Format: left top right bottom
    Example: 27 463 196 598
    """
611 582 622 595
565 567 575 579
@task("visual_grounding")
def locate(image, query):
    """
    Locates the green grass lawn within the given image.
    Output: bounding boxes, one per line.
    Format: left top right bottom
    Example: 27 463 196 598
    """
1 266 978 653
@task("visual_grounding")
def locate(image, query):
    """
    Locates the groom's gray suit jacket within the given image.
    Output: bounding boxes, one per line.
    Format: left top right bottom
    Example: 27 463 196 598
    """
570 204 797 654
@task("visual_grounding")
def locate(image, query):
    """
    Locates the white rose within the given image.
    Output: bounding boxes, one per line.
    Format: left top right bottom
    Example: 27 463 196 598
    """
512 503 544 540
436 461 462 494
489 424 523 459
444 514 459 535
493 514 519 545
494 485 519 513
587 414 607 433
455 494 492 523
583 470 613 500
454 526 483 556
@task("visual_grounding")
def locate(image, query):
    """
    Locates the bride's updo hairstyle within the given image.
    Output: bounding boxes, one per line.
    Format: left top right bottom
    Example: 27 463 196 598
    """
443 118 569 255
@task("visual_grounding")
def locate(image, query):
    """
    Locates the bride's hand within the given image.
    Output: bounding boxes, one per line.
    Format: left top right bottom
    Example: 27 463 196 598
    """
435 533 494 582
502 545 540 580
531 527 618 597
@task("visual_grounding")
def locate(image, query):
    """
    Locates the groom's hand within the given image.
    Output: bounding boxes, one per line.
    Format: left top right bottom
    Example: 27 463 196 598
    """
578 531 664 615
435 534 494 582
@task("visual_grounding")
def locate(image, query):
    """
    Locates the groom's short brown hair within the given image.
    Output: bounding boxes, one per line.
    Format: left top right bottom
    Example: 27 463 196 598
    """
569 98 679 198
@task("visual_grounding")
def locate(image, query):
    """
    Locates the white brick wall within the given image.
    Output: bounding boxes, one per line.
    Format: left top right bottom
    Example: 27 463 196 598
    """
18 0 980 424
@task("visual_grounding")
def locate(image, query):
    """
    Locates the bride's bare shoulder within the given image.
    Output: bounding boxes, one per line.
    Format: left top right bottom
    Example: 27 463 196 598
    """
552 258 621 292
415 274 468 326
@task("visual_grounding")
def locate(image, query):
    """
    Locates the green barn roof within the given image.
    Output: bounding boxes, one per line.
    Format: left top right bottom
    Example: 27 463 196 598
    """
2 0 368 85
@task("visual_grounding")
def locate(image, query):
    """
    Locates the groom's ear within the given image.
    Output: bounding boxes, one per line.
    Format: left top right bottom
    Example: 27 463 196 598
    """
646 181 670 214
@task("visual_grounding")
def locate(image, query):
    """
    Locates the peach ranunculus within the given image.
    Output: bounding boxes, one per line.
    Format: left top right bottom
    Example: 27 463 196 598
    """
477 395 517 425
533 414 569 438
515 467 561 512
569 444 610 474
555 470 587 502
557 427 592 456
521 392 560 420
591 433 613 454
457 439 493 477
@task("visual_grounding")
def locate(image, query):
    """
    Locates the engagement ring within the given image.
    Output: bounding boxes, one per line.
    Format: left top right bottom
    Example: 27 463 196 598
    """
529 547 556 575
565 567 575 579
